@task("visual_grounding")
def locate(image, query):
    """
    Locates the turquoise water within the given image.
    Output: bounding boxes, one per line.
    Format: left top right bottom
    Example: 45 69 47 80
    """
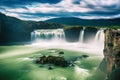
0 46 104 80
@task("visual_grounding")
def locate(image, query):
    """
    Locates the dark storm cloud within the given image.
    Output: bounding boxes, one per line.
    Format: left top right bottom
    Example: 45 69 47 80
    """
84 1 120 11
0 0 62 7
0 0 120 20
20 10 120 19
73 0 81 4
19 11 88 18
86 11 120 17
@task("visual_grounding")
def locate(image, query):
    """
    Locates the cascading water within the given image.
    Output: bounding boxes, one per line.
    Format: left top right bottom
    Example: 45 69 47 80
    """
79 28 85 43
95 29 104 44
31 28 105 55
31 29 65 41
31 31 36 41
77 28 104 55
93 29 105 52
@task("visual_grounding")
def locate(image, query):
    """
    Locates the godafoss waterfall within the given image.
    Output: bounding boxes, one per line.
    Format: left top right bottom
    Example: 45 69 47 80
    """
31 28 104 54
0 28 105 80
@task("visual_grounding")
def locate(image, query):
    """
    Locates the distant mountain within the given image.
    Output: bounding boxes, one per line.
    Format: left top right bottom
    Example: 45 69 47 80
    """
45 17 120 26
0 12 63 44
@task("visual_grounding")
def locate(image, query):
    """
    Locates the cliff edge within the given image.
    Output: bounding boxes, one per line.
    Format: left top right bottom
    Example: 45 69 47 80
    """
99 29 120 80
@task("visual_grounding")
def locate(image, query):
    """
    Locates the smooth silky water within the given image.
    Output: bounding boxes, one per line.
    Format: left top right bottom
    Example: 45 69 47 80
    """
0 29 105 80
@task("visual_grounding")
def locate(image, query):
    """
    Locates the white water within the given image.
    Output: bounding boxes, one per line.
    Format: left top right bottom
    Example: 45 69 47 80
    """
74 65 89 79
79 28 85 43
30 29 104 55
95 29 104 43
31 29 65 41
31 31 36 41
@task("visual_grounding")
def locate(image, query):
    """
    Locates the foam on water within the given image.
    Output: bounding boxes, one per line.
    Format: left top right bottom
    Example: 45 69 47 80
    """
74 65 90 79
30 29 105 55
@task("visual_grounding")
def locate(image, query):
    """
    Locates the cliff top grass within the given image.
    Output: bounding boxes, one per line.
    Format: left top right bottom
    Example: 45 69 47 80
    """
63 25 120 30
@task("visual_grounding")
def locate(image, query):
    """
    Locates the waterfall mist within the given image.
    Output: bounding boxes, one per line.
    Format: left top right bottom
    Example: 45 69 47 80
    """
31 28 104 55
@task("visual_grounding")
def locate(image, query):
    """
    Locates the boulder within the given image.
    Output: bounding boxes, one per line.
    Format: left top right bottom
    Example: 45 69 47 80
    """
35 55 69 67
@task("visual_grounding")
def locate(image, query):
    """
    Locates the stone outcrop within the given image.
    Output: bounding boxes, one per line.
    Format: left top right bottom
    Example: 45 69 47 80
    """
83 27 98 43
64 27 83 42
35 55 69 67
100 29 120 80
64 27 98 42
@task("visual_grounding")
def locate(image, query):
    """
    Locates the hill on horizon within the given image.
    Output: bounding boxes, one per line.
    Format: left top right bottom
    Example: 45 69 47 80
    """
45 17 120 26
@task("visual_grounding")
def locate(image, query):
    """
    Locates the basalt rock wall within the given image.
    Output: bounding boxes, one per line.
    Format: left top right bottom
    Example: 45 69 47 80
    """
64 27 98 42
64 27 83 42
99 29 120 80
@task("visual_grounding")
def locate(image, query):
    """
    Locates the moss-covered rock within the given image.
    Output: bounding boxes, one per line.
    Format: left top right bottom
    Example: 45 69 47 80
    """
35 55 69 67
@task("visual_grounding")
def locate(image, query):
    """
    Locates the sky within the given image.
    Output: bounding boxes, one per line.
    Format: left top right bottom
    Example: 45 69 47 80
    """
0 0 120 21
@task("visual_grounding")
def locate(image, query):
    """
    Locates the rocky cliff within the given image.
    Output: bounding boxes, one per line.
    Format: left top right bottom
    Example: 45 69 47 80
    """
64 27 82 42
64 27 98 42
100 29 120 80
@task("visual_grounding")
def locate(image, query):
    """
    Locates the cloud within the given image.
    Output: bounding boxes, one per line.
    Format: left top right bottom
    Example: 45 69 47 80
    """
0 0 120 21
73 0 81 4
81 0 120 11
0 0 62 7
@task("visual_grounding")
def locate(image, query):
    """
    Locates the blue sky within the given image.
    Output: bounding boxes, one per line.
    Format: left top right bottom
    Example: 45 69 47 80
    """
0 0 120 21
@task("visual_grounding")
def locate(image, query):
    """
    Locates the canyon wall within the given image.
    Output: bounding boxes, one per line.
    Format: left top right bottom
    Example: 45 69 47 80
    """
100 29 120 80
64 27 98 42
64 27 82 42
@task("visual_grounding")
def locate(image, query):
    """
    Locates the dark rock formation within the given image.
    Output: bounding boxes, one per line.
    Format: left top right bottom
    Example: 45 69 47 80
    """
77 55 89 59
64 27 83 42
48 65 53 70
35 55 69 67
99 29 120 80
81 55 89 58
83 27 98 43
64 26 98 42
58 51 64 57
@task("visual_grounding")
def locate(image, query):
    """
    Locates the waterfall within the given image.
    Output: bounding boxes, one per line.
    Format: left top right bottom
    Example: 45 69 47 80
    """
79 28 85 43
95 30 101 42
31 31 36 41
31 28 104 55
31 29 65 41
95 29 104 44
